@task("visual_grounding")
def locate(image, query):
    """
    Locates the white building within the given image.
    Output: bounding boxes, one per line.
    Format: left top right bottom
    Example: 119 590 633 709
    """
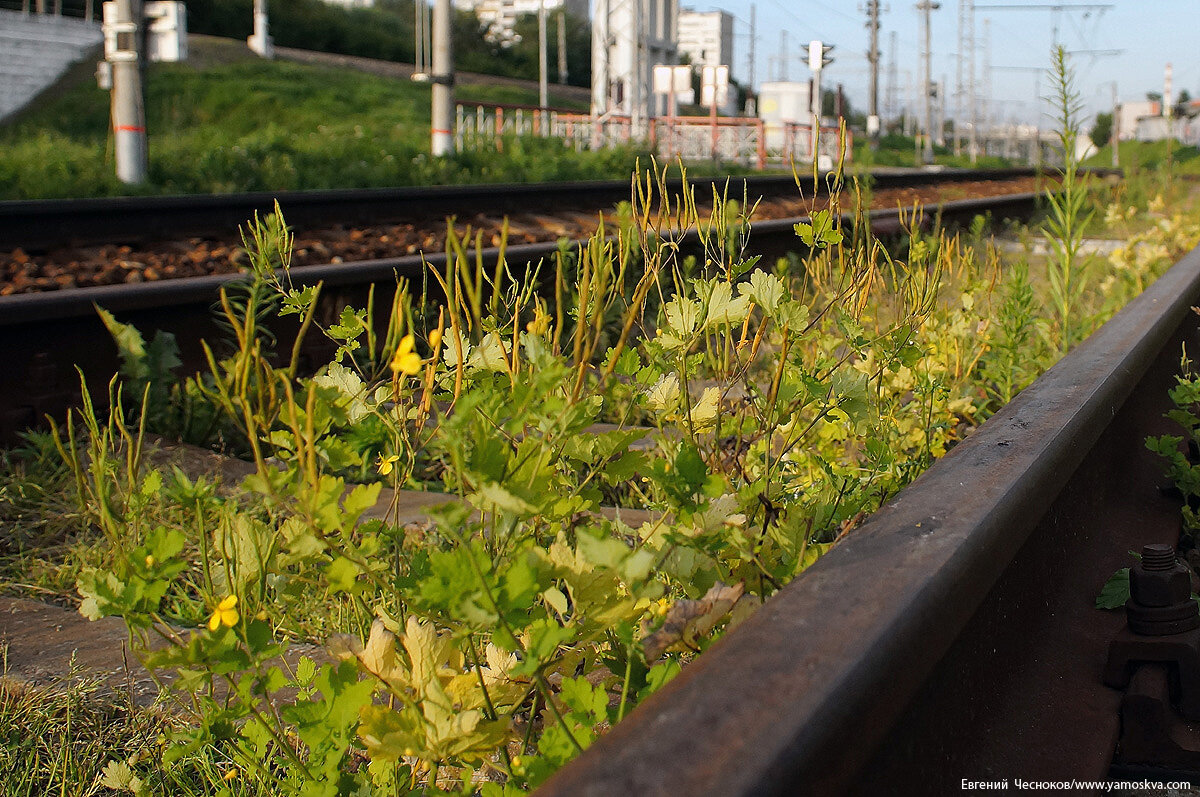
676 8 732 76
454 0 590 42
1115 99 1159 141
592 0 678 125
321 0 375 8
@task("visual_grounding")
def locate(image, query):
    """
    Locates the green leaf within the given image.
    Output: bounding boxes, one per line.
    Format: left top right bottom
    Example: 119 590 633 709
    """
703 281 752 328
281 285 319 317
1095 567 1130 609
326 556 363 594
472 482 535 515
543 587 569 616
638 660 682 701
96 305 149 382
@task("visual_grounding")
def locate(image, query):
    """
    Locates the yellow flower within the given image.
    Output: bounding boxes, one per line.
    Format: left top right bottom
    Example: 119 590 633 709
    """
428 326 442 352
377 454 399 476
207 595 239 631
389 334 422 376
144 555 155 568
525 305 551 336
223 768 238 782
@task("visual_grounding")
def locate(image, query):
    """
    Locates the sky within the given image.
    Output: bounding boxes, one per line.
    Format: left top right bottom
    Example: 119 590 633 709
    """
693 1 1197 128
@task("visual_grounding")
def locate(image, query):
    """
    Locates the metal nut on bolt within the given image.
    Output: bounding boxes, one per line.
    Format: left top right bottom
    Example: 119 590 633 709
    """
1131 544 1195 607
1127 544 1200 636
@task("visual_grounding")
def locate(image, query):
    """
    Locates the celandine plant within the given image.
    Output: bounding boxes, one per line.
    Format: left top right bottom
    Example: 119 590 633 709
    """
57 148 1197 794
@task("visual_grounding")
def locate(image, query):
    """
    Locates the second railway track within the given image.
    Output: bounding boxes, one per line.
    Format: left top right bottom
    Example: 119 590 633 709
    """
0 169 1051 440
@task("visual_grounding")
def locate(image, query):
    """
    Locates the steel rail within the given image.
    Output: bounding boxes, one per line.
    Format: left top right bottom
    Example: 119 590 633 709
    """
0 168 1039 250
535 245 1200 794
0 192 1041 441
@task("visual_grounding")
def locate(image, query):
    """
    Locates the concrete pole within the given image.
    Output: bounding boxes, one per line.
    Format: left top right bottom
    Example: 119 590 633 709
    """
109 0 147 184
248 0 272 58
981 17 990 155
966 1 977 163
885 30 898 121
415 0 426 74
590 0 608 117
557 7 567 85
431 0 454 156
538 0 548 125
810 43 822 165
780 30 787 81
748 4 755 91
866 0 880 137
1165 61 1174 141
631 0 642 135
936 75 946 146
1111 82 1119 169
918 0 940 164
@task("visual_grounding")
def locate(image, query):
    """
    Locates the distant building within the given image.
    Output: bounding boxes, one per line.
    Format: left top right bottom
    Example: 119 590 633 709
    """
1117 98 1200 145
1116 99 1158 140
321 0 375 8
592 0 678 123
677 8 732 77
454 0 590 42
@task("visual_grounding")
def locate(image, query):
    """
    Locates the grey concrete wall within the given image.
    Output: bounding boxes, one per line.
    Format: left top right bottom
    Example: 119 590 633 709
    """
0 9 102 121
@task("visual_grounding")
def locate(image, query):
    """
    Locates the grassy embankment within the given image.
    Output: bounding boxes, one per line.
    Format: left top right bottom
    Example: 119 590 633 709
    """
0 37 642 200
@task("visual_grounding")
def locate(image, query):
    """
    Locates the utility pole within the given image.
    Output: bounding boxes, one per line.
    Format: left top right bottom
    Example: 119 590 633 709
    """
557 7 567 85
538 0 548 129
954 0 965 155
414 0 427 76
431 0 454 156
917 0 939 164
865 0 881 137
632 0 643 135
936 73 946 145
109 0 146 183
1111 82 1119 168
780 30 788 81
885 30 898 123
977 16 990 156
248 0 272 58
965 0 976 163
748 4 756 90
1165 61 1174 140
809 41 834 166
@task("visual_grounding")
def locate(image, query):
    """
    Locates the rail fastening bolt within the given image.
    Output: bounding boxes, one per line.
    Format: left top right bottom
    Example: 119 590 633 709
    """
1130 544 1193 608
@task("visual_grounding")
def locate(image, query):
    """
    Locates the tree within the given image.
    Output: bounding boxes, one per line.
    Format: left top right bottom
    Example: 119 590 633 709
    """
508 12 592 89
1176 88 1194 119
1089 112 1113 147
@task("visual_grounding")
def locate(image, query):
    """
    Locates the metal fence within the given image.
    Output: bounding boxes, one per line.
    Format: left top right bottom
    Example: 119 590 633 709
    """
456 102 854 169
0 0 98 20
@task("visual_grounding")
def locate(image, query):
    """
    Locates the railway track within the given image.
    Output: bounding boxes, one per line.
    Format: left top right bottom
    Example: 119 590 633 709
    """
7 169 1200 791
0 167 1037 252
533 243 1200 795
0 170 1049 441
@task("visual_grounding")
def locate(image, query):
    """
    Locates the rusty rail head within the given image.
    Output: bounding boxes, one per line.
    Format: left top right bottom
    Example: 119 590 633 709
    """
0 194 1041 327
0 168 1038 250
536 244 1200 797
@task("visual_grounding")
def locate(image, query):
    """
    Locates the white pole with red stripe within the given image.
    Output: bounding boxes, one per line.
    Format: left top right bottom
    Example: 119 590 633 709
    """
431 0 454 156
109 0 146 183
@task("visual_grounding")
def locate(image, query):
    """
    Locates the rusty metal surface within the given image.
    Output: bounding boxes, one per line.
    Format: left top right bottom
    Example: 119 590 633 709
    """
1115 663 1200 771
536 246 1200 797
853 306 1194 791
0 168 1037 251
0 194 1041 443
